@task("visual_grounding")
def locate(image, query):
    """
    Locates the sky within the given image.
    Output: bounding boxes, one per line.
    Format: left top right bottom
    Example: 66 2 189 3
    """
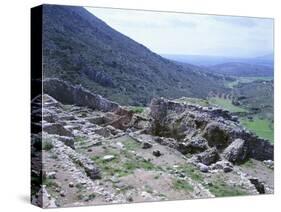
86 7 273 58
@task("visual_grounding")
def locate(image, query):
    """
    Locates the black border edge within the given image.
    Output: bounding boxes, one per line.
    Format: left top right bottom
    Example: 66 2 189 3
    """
31 5 43 208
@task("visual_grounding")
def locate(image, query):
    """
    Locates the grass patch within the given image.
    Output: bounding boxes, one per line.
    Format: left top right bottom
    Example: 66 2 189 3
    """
240 117 274 143
175 97 210 107
77 193 96 201
122 137 141 150
74 136 87 145
241 159 255 168
209 97 247 113
172 179 194 192
177 164 204 182
91 148 158 178
225 77 273 88
123 159 155 171
43 178 59 189
42 140 54 151
207 179 248 197
129 106 145 114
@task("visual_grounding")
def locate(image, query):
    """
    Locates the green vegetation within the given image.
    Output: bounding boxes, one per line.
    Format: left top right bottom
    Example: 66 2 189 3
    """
43 140 54 151
177 164 204 182
74 136 86 144
87 193 96 201
43 178 59 188
225 76 273 88
208 96 274 143
122 137 141 150
240 117 274 143
123 159 155 171
175 97 210 107
207 179 248 197
209 97 247 113
44 5 227 106
77 193 96 201
129 106 145 114
91 148 158 178
172 179 194 192
241 159 255 168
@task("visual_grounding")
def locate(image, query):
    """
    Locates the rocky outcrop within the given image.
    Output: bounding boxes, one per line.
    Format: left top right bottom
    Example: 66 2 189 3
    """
149 98 273 162
249 178 265 194
43 123 73 137
43 78 119 112
196 147 220 165
210 160 234 173
223 139 247 163
178 136 208 154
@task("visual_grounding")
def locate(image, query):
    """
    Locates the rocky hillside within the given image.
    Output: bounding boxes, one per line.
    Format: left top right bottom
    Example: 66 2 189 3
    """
31 80 273 208
42 5 226 106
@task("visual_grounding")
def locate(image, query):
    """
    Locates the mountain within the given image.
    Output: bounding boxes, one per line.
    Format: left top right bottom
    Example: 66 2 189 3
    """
162 54 274 77
207 62 273 77
162 54 274 68
42 5 226 106
252 53 274 67
161 54 242 66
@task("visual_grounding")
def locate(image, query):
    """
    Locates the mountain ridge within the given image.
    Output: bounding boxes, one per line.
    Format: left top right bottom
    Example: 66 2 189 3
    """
42 5 226 106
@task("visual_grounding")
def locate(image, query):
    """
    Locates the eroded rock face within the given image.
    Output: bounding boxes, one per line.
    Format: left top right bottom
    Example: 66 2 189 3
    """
43 78 119 112
149 98 273 162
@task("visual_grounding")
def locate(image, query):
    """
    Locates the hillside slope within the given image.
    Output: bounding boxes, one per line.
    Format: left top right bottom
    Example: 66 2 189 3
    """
42 5 226 106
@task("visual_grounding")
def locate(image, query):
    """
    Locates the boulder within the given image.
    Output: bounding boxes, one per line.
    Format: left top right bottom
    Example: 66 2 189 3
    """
223 139 247 163
94 127 112 138
197 163 209 173
197 147 220 165
69 182 74 187
249 178 265 194
153 150 162 157
263 160 274 169
211 160 233 173
178 136 208 154
102 155 115 162
46 171 56 179
84 165 101 180
142 142 153 149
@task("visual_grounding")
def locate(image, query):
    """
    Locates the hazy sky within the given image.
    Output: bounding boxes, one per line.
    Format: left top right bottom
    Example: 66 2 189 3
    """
86 7 273 58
